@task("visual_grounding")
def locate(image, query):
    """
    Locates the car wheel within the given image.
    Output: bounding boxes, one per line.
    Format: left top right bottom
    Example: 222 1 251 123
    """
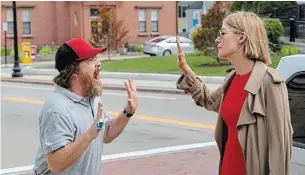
163 50 171 56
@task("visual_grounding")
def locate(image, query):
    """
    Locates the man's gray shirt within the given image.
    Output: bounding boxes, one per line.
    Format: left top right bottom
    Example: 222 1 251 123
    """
33 85 113 175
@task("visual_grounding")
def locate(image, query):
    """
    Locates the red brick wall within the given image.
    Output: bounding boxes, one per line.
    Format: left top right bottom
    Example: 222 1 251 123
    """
116 1 177 44
1 1 70 46
1 1 177 47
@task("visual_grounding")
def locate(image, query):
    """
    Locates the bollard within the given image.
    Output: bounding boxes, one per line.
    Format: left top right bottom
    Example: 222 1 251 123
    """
290 18 295 42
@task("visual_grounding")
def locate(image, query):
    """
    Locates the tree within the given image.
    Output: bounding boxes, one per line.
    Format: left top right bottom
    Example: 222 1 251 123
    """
191 2 231 63
91 7 130 60
231 1 298 14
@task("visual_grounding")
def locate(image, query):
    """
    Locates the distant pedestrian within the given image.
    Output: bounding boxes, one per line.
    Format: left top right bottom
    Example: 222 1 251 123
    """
176 12 293 175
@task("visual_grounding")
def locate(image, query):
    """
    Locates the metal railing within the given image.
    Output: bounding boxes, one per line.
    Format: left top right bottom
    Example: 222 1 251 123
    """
260 5 305 41
279 18 305 41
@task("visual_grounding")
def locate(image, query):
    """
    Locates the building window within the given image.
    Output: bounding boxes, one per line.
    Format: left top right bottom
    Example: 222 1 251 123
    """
138 9 146 33
151 9 159 32
179 6 187 18
91 20 102 33
6 8 13 35
73 11 78 26
90 8 99 17
22 8 31 35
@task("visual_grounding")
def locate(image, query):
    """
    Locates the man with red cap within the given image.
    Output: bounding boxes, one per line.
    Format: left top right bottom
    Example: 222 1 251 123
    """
33 38 138 175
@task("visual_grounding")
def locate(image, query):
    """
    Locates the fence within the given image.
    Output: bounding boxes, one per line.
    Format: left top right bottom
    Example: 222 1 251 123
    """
261 5 305 20
260 5 305 41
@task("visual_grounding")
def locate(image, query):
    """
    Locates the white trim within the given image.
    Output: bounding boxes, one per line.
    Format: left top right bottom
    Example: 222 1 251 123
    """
0 142 217 174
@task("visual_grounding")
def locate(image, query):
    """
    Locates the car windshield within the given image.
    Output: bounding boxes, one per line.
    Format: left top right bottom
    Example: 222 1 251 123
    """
150 37 169 43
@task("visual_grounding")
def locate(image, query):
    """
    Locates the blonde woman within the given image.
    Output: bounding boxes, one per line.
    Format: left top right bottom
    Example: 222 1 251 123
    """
176 12 293 175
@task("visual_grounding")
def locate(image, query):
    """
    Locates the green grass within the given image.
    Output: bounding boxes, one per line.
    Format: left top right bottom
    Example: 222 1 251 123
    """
101 53 283 76
41 52 284 76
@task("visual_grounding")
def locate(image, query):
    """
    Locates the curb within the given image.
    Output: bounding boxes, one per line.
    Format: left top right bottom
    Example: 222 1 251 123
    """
0 62 55 69
0 142 217 175
1 77 187 95
20 67 225 84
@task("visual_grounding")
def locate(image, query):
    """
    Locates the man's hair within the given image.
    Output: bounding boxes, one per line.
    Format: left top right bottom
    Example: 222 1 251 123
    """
223 11 270 65
53 62 80 89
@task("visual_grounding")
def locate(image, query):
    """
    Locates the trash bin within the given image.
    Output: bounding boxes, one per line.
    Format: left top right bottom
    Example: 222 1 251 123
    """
276 54 305 149
19 42 32 64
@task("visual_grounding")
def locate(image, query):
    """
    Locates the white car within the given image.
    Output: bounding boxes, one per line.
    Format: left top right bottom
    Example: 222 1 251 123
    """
276 54 305 174
143 36 195 56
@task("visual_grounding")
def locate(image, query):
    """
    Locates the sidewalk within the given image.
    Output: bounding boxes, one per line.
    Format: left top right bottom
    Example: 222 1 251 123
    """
99 147 219 175
21 147 219 175
279 36 305 53
0 72 221 94
0 60 224 94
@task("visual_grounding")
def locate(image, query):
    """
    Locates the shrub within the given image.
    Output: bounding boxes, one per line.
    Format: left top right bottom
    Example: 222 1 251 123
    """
191 2 231 63
135 45 144 52
194 49 205 56
1 48 13 56
280 45 300 56
38 46 58 55
263 18 285 45
127 45 136 52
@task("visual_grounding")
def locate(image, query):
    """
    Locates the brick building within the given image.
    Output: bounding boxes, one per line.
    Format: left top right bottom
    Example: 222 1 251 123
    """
1 1 177 47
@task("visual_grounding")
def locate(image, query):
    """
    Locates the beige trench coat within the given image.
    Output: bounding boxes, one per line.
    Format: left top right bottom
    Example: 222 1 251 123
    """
176 61 293 175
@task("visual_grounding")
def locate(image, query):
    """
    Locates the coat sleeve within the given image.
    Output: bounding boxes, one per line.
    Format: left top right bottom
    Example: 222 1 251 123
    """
265 76 293 175
176 70 223 112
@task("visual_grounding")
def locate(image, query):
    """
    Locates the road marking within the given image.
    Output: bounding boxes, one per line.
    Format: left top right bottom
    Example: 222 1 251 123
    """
1 96 216 130
104 92 176 100
0 85 176 100
2 97 44 105
0 141 217 174
1 84 54 91
109 111 215 129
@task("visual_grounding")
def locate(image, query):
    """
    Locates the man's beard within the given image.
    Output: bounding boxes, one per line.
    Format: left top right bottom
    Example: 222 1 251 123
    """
78 71 103 98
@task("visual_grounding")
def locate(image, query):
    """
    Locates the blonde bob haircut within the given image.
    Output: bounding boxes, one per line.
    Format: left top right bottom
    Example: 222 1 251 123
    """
223 11 270 65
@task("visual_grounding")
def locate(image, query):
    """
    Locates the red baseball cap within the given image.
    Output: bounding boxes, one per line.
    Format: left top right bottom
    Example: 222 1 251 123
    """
55 38 107 71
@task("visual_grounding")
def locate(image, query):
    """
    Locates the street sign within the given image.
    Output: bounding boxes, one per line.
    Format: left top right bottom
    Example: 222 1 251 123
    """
2 22 8 31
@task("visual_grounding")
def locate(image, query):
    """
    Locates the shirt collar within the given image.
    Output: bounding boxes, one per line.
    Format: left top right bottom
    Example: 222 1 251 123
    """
55 85 86 103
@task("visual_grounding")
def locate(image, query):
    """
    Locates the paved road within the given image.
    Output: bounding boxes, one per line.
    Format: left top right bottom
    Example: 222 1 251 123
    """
1 82 220 169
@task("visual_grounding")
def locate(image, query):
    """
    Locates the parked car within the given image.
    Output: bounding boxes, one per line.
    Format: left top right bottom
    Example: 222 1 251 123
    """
276 54 305 174
143 36 194 56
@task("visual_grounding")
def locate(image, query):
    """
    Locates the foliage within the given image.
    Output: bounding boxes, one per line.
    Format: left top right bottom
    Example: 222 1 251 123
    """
231 1 298 14
91 7 130 60
263 18 285 52
1 48 13 56
280 45 300 56
125 44 143 53
194 49 205 56
37 46 58 55
136 45 144 52
191 1 231 63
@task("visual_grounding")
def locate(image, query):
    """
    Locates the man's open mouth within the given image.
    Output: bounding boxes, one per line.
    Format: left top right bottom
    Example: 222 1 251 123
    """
93 71 99 82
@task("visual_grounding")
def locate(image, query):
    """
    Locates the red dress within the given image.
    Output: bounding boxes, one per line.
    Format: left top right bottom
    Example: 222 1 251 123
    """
220 71 251 175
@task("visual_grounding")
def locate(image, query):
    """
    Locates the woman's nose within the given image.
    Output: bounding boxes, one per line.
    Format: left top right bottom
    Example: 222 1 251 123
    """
215 37 220 44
